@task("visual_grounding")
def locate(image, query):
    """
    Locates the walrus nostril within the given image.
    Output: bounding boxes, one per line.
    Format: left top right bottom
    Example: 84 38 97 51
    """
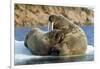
48 47 60 56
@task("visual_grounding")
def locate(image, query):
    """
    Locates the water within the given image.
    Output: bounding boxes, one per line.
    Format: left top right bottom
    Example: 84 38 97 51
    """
81 25 94 46
15 25 94 65
15 25 94 46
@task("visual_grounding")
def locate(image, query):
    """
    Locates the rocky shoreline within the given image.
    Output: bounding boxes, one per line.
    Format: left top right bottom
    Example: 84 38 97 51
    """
15 4 94 28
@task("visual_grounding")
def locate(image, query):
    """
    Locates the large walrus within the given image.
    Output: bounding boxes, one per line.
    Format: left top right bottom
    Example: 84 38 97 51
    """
24 14 87 56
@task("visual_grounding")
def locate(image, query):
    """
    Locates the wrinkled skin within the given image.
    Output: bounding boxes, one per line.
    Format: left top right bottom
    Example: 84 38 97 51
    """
24 14 87 56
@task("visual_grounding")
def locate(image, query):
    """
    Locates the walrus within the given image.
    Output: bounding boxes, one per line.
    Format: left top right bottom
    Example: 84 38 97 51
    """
24 28 51 56
24 14 87 56
48 14 87 56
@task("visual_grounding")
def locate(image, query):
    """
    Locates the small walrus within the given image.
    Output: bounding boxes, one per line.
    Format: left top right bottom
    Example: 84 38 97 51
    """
24 14 87 56
24 28 51 55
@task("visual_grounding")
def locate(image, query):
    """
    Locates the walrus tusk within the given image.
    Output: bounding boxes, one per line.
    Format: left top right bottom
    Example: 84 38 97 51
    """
48 22 54 32
51 22 54 31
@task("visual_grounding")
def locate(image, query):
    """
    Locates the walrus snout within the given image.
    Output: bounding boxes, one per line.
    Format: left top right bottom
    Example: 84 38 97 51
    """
49 15 56 22
48 15 57 32
49 14 64 22
48 46 60 56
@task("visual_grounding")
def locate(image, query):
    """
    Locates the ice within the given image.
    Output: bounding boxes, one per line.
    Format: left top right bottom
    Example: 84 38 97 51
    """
86 45 94 55
15 40 94 65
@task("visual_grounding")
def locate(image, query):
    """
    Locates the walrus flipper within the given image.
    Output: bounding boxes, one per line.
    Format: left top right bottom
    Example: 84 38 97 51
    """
24 33 29 48
24 30 35 48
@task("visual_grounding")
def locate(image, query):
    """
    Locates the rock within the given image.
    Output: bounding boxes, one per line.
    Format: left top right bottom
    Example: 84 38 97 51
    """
15 4 94 28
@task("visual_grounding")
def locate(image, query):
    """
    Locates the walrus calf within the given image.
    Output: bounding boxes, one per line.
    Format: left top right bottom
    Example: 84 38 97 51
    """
24 28 51 55
24 14 87 56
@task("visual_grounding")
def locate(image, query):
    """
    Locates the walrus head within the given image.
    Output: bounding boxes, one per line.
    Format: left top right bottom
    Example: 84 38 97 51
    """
48 14 75 34
48 14 67 30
